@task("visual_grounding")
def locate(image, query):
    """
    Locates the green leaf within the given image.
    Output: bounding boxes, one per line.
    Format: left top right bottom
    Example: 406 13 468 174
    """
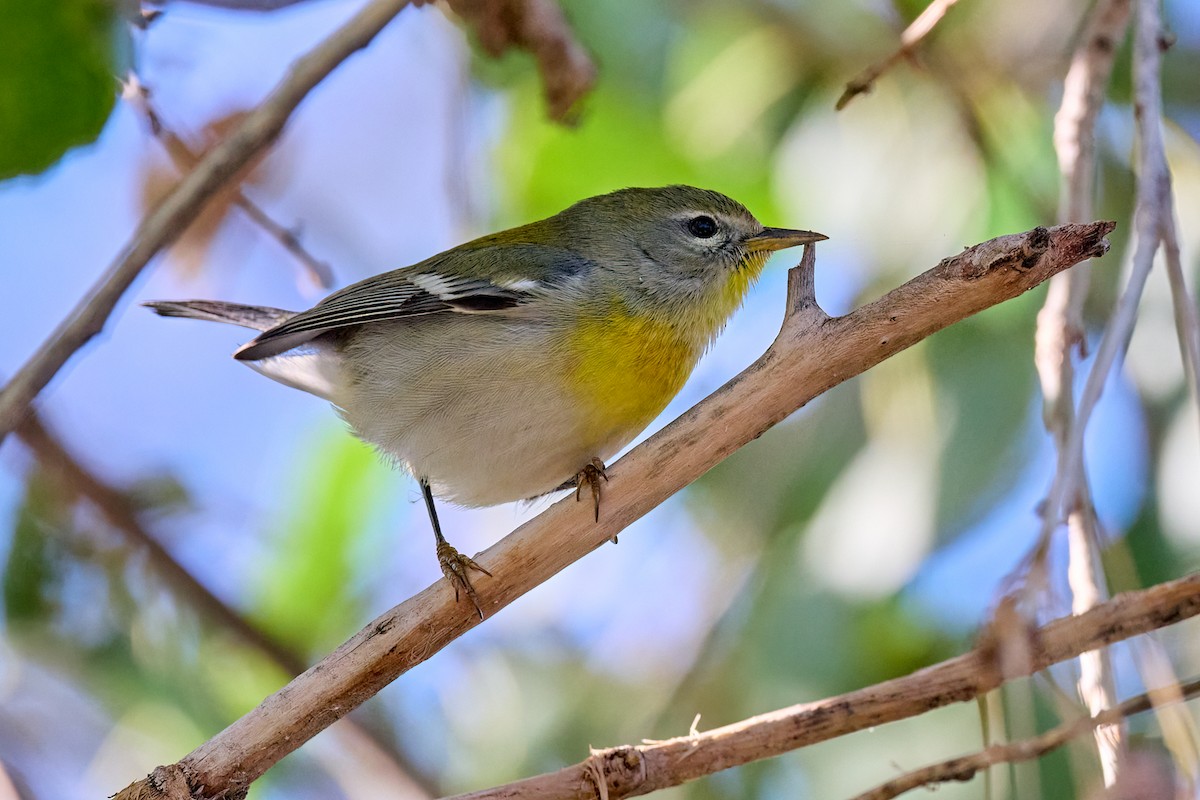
0 0 123 179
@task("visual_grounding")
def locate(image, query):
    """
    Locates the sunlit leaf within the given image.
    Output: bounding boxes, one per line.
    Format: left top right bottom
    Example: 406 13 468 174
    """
0 0 123 179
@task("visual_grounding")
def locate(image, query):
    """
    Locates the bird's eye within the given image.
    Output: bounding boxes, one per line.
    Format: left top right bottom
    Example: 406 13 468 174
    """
686 215 718 239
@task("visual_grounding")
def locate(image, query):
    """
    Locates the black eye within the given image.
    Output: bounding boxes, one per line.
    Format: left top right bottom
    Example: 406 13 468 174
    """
686 215 718 238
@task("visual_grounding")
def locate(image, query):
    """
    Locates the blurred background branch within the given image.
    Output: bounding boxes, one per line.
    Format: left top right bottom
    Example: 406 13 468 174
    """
450 573 1200 800
1036 0 1132 788
12 410 438 798
835 0 961 110
853 674 1200 800
0 0 418 445
123 75 337 290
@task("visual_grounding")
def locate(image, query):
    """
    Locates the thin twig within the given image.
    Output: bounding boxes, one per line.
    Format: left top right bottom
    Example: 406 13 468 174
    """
1141 19 1200 419
1066 512 1124 782
124 77 336 290
850 676 1200 800
1162 211 1200 415
111 223 1115 800
836 0 961 110
0 0 417 445
13 411 438 798
448 574 1200 800
1032 0 1175 580
1033 0 1132 784
1131 638 1200 790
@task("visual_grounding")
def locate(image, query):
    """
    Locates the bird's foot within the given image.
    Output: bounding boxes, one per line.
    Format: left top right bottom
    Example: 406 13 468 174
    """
573 457 609 522
437 538 493 619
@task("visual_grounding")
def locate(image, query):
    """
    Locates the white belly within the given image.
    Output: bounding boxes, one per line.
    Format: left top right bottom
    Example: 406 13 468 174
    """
332 315 613 506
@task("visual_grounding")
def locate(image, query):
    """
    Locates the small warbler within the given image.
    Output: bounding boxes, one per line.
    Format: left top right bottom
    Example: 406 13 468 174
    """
147 185 824 616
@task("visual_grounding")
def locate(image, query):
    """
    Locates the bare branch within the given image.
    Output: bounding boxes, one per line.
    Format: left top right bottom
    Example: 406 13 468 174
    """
836 0 961 111
1054 0 1131 226
851 675 1200 800
14 411 437 798
1066 512 1124 782
111 222 1114 800
124 77 336 290
1034 0 1132 784
16 412 306 674
450 574 1200 800
1137 6 1200 417
445 0 596 121
0 0 418 446
1033 0 1182 589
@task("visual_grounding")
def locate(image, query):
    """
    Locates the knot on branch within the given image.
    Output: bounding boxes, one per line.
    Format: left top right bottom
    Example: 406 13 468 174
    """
582 745 647 799
113 764 220 800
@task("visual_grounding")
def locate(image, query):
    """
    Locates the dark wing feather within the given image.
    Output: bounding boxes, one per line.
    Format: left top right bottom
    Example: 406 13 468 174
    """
234 245 591 361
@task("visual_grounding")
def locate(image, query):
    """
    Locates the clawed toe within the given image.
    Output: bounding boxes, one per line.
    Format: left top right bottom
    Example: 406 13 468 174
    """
437 538 493 619
573 457 609 522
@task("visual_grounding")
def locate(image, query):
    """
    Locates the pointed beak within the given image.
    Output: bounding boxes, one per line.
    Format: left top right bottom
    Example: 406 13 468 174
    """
744 227 828 253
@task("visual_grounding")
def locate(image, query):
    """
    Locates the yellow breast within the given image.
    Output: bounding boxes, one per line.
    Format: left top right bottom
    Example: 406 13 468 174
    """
566 303 700 447
563 255 768 452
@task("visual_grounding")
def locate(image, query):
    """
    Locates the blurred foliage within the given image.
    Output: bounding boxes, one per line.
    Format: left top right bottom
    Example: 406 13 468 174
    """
253 434 387 654
0 0 125 179
3 0 1200 799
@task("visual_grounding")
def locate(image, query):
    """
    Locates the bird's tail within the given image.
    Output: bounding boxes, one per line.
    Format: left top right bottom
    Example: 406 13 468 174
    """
143 300 296 332
145 299 340 401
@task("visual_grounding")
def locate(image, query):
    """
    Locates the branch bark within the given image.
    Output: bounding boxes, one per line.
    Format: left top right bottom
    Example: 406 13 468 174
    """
452 573 1200 800
112 221 1114 800
851 674 1200 800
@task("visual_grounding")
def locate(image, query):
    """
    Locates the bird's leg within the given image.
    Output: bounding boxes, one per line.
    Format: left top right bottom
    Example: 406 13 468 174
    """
420 478 492 619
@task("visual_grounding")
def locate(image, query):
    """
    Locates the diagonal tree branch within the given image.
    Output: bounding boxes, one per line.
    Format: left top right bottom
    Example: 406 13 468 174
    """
16 411 306 673
450 573 1200 800
124 76 337 290
14 411 437 798
0 0 420 447
112 221 1115 800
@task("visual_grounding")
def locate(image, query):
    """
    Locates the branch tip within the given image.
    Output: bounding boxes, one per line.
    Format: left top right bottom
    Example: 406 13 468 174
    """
784 242 825 321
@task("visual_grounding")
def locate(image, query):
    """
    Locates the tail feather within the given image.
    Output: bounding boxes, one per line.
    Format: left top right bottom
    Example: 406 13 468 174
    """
146 299 340 401
143 300 296 332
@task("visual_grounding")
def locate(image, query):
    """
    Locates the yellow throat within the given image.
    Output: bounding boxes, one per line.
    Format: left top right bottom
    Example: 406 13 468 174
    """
566 251 769 444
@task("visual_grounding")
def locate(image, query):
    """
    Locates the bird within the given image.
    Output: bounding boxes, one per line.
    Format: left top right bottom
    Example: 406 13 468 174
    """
146 185 825 617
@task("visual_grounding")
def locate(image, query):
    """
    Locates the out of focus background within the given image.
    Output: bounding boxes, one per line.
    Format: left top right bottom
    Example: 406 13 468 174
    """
1 0 1199 798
